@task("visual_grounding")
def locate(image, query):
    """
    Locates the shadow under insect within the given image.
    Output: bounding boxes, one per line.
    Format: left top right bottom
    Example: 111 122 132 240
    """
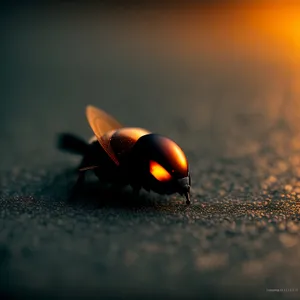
50 157 167 209
45 167 168 209
68 173 168 208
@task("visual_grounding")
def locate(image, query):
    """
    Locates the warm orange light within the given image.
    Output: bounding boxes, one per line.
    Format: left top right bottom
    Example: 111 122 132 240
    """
247 5 300 60
172 143 188 170
150 161 172 181
116 128 150 141
155 136 188 176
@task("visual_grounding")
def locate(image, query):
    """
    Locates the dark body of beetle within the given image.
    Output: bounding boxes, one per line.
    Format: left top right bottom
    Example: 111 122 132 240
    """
58 106 191 204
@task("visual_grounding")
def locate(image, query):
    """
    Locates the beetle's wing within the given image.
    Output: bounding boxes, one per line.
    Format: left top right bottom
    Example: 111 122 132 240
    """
86 105 123 165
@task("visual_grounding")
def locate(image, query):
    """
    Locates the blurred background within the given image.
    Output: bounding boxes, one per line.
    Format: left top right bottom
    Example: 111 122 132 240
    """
1 0 300 168
1 1 300 299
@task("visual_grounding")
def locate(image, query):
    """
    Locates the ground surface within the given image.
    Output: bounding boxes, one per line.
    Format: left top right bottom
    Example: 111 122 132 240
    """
1 5 300 300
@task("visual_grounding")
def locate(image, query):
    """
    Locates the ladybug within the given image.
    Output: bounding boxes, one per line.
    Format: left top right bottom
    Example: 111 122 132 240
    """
58 105 191 204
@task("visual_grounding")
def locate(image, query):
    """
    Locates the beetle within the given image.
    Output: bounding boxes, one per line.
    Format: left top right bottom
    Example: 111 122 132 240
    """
58 105 191 204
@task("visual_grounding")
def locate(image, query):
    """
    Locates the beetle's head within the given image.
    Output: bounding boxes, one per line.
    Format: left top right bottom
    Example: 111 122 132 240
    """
129 134 191 204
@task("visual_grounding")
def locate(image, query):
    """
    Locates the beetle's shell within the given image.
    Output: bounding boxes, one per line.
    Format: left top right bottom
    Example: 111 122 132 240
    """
100 127 151 162
131 134 188 178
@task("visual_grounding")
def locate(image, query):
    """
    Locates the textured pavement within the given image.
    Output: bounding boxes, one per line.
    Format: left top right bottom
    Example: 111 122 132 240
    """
1 5 300 300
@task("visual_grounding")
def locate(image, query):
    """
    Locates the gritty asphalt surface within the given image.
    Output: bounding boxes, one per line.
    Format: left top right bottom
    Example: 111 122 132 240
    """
1 6 300 300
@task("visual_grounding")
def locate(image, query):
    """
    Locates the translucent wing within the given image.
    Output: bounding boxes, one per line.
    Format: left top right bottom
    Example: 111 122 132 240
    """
86 105 123 165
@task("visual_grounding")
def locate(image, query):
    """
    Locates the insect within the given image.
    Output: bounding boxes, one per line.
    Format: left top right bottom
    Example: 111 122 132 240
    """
58 105 191 204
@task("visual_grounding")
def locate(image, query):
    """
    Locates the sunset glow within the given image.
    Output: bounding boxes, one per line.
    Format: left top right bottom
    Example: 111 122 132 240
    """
123 2 300 63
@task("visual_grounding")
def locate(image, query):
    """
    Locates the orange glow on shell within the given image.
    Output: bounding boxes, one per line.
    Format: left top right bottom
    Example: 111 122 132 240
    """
171 143 188 171
158 138 188 174
109 127 151 159
116 128 151 141
150 161 172 182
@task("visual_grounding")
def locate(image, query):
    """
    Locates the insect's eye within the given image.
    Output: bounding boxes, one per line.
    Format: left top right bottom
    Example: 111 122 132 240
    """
149 160 172 182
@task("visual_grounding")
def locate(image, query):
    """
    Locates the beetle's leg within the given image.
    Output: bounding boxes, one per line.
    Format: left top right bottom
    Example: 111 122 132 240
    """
132 185 141 200
68 171 85 202
109 183 124 200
